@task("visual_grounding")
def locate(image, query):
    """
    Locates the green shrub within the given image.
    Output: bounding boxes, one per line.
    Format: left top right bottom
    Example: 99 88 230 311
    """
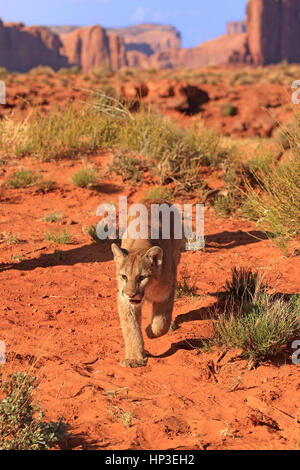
7 169 39 188
58 66 80 75
153 126 228 191
220 103 238 117
82 224 114 244
0 93 229 192
145 186 173 202
213 291 300 361
7 169 52 192
214 193 237 217
29 66 55 77
0 372 67 450
71 167 98 188
224 267 261 304
42 212 64 223
0 232 20 245
109 153 145 185
84 224 99 242
45 228 73 244
242 156 300 249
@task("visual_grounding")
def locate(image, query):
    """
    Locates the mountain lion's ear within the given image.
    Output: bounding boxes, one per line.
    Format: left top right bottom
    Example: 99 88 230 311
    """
111 243 128 260
143 246 163 268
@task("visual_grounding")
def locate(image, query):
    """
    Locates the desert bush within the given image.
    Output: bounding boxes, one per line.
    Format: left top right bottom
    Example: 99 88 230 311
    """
237 76 257 86
214 192 237 217
276 115 300 151
58 66 80 75
242 144 281 175
83 224 99 242
10 105 105 160
146 67 158 75
0 116 33 156
145 186 173 202
242 155 300 249
153 125 228 191
224 267 261 304
42 212 64 223
7 169 39 188
0 92 229 191
7 168 52 191
220 103 238 117
83 224 115 244
0 232 20 245
109 153 145 184
45 228 73 244
83 224 105 243
0 93 128 160
213 290 300 362
29 66 55 77
0 372 66 450
59 78 69 88
71 167 98 188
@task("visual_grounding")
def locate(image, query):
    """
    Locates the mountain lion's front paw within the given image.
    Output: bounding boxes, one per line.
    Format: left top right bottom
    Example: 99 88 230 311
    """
120 357 148 368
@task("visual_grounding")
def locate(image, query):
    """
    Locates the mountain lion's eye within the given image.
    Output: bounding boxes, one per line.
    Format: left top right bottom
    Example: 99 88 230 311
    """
138 275 147 282
121 274 127 281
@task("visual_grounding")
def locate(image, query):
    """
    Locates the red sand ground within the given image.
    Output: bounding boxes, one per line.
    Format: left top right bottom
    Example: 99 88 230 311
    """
0 153 299 450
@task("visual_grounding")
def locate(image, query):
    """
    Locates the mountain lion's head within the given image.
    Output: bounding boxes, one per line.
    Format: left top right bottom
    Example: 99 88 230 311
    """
112 243 163 306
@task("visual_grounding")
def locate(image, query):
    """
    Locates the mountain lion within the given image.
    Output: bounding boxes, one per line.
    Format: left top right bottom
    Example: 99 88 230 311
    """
111 199 183 368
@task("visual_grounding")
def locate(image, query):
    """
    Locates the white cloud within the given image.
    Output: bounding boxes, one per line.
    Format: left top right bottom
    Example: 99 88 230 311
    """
131 6 163 23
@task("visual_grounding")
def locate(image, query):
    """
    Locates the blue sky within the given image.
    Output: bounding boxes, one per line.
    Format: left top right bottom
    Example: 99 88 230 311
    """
1 0 248 48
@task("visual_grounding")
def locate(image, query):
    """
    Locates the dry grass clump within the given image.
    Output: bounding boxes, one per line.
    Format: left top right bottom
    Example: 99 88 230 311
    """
6 168 53 192
145 186 173 202
242 154 300 249
71 166 98 188
45 228 73 245
42 212 64 223
0 91 230 193
108 153 145 185
0 372 67 450
212 267 300 362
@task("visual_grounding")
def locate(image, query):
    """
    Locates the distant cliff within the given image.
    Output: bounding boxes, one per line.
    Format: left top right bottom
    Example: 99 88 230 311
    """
0 20 68 72
128 33 249 70
247 0 300 65
2 1 300 73
61 25 128 72
48 23 181 57
128 1 300 69
106 24 181 55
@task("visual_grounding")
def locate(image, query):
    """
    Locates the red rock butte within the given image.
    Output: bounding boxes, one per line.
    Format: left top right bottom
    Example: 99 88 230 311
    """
0 0 300 72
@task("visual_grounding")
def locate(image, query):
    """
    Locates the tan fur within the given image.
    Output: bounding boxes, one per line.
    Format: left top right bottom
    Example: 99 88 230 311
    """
112 199 183 368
